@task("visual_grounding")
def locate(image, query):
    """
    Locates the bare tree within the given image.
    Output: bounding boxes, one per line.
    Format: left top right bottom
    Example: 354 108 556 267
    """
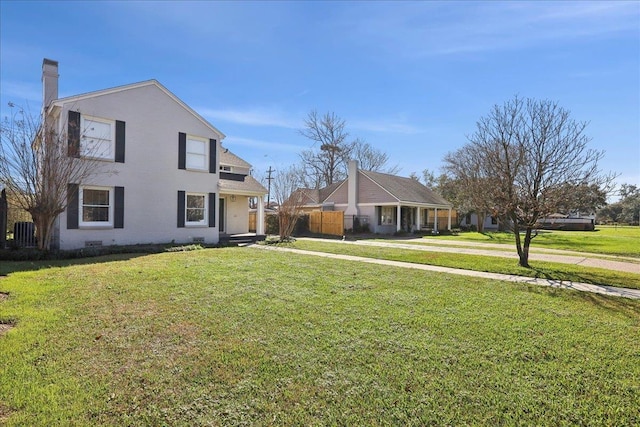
271 164 307 240
0 105 107 250
442 148 495 233
299 111 400 187
351 138 400 174
421 169 438 188
408 172 420 181
451 96 614 267
599 184 640 225
299 111 352 188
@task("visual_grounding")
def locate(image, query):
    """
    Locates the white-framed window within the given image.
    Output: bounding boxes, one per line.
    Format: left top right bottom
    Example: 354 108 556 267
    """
186 193 207 226
380 206 394 225
186 136 207 171
81 116 114 160
80 186 113 227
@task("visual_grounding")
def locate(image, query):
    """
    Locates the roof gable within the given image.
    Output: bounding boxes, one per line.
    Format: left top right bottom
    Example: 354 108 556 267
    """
51 80 225 139
362 170 451 206
320 180 345 203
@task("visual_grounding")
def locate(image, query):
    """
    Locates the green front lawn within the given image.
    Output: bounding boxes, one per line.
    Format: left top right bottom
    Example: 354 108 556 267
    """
291 240 640 290
420 226 640 258
1 248 639 425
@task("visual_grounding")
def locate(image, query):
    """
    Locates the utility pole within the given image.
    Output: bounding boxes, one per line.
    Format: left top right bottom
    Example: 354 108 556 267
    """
265 166 275 208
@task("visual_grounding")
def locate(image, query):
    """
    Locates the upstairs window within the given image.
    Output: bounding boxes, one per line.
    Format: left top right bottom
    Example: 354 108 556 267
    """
186 136 207 171
81 116 114 160
178 134 215 173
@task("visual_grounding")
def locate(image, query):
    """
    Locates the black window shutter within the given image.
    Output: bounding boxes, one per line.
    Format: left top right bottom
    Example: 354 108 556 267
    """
178 132 186 169
208 193 216 227
115 121 126 163
114 186 125 228
68 111 81 158
377 206 381 226
67 184 79 229
209 139 217 173
177 190 185 227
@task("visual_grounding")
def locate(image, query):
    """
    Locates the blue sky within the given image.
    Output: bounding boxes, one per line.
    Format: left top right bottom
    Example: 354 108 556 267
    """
1 1 639 192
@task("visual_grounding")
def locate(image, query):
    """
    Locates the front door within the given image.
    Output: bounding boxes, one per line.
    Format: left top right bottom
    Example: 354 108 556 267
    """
219 198 225 233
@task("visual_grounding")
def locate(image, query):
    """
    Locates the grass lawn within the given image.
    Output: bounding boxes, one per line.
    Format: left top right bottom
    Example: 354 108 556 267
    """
291 240 640 290
417 225 640 258
1 248 639 425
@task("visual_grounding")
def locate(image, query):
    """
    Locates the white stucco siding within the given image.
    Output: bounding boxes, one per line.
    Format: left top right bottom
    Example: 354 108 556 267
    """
56 84 222 249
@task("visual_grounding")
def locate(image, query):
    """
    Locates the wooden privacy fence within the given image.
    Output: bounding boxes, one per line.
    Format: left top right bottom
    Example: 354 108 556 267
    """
309 211 344 236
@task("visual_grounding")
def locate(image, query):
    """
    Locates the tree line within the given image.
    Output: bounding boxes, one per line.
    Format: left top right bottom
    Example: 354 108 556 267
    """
271 96 617 267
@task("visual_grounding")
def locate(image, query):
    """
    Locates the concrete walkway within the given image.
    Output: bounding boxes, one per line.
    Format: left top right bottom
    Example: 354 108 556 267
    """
250 244 640 300
298 237 640 274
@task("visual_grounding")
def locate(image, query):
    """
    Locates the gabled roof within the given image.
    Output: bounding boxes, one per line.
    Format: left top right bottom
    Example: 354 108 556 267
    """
50 79 225 139
220 148 251 168
300 169 451 207
319 180 344 202
218 174 267 196
296 180 345 205
295 188 321 205
362 170 451 206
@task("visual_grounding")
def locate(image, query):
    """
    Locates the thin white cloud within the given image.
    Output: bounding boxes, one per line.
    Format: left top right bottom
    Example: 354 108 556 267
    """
199 107 299 129
223 136 302 154
350 118 423 135
336 1 639 58
0 81 41 105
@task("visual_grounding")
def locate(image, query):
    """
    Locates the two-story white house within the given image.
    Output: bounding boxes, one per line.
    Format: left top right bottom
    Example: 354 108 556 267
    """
42 59 266 250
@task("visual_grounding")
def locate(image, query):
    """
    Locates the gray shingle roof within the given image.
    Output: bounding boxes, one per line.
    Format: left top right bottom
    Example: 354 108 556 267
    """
362 170 451 206
218 174 267 194
220 148 251 168
319 180 344 201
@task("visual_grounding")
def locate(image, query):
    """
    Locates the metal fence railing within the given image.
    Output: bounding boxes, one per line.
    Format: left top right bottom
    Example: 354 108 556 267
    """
1 190 36 248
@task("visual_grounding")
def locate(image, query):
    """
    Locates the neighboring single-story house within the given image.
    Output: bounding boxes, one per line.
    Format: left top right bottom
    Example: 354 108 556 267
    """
460 211 596 232
459 213 502 231
297 161 454 234
536 213 596 231
41 58 266 250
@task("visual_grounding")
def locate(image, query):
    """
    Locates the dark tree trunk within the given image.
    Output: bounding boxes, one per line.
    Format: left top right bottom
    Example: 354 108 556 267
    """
511 217 530 268
519 227 534 268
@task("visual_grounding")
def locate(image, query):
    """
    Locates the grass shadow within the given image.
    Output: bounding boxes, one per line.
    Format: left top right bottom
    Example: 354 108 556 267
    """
527 284 640 318
0 252 153 277
529 265 636 289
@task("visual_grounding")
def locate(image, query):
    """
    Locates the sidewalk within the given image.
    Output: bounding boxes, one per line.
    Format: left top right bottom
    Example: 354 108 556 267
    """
250 244 640 300
298 237 640 274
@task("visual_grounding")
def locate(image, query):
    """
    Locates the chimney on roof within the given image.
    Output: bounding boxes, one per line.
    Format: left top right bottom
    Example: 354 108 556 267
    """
42 58 59 109
345 160 359 216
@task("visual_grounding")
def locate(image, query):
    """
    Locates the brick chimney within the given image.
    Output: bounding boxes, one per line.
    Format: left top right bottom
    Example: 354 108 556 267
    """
42 58 59 109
